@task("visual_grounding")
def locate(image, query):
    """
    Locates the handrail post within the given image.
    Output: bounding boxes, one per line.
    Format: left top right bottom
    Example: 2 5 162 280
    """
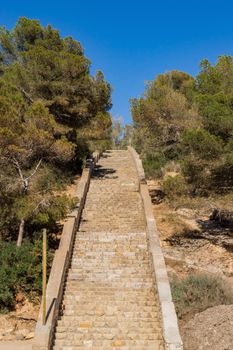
42 228 47 325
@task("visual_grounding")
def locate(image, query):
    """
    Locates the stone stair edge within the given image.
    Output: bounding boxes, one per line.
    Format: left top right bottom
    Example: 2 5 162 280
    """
128 148 183 350
32 151 99 350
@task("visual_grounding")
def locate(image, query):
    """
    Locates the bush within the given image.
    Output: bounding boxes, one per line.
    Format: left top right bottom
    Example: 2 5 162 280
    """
210 159 233 192
182 128 223 160
142 153 166 178
0 238 53 313
171 273 233 319
163 175 187 198
196 93 233 140
181 156 210 191
162 161 181 174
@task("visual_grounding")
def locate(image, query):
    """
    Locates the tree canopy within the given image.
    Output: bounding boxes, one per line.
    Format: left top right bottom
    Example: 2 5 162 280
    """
131 57 233 193
0 17 112 244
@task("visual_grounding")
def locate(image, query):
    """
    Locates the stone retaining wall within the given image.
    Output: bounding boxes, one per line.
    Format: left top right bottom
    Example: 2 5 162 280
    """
128 146 183 350
32 152 100 350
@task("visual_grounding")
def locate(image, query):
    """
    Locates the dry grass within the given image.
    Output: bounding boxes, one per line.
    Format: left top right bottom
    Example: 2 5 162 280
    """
171 273 233 321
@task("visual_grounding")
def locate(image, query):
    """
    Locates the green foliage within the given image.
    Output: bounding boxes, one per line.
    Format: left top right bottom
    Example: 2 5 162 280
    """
142 153 166 178
196 56 233 95
181 156 206 186
182 128 223 160
32 195 76 228
131 55 233 194
163 175 187 198
154 70 194 94
196 93 233 140
0 17 112 242
131 70 199 177
171 274 233 319
0 17 112 163
210 160 233 193
0 238 53 312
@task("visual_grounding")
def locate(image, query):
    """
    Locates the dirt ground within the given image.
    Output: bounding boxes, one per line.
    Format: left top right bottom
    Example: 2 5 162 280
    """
0 300 39 343
148 179 233 349
148 180 233 282
0 340 32 350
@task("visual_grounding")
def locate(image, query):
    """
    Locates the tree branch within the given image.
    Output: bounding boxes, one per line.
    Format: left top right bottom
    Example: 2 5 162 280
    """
11 158 24 183
25 159 42 181
32 198 50 215
11 158 42 192
20 88 34 103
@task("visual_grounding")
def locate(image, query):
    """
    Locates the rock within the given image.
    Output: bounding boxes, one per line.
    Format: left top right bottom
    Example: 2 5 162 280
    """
16 333 24 340
3 328 14 336
18 328 28 337
25 332 34 340
149 189 165 204
182 305 233 350
95 308 105 316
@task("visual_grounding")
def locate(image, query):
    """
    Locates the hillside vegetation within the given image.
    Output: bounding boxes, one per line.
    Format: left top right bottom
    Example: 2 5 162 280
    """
0 18 112 311
131 56 233 196
0 17 112 245
131 58 233 348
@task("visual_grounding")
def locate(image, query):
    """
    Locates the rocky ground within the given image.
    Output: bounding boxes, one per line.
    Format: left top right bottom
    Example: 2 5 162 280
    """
148 179 233 349
182 305 233 350
148 180 233 281
0 299 38 342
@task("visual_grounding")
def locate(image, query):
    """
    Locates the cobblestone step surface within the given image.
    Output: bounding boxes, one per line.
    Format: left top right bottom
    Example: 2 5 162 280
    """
53 150 165 350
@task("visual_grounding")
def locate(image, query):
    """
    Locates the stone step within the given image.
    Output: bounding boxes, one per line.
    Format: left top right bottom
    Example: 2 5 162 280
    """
52 150 164 349
54 333 162 341
59 310 160 317
56 317 161 324
62 298 157 305
55 327 161 335
53 339 163 349
53 346 162 350
56 320 161 329
57 315 159 322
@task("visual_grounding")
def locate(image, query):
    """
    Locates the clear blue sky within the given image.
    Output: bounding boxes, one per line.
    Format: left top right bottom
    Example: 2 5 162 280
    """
1 0 233 123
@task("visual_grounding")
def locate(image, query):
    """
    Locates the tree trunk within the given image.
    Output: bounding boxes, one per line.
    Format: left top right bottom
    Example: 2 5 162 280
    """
17 219 25 247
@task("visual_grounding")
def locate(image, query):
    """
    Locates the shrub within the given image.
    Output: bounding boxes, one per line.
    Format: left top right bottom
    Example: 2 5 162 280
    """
163 175 187 198
182 128 223 160
181 156 210 192
196 93 233 140
142 153 166 178
162 160 181 174
0 238 53 313
210 159 233 192
171 273 233 319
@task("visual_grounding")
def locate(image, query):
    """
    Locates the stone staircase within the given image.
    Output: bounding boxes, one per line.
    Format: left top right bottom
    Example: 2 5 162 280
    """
52 150 165 349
